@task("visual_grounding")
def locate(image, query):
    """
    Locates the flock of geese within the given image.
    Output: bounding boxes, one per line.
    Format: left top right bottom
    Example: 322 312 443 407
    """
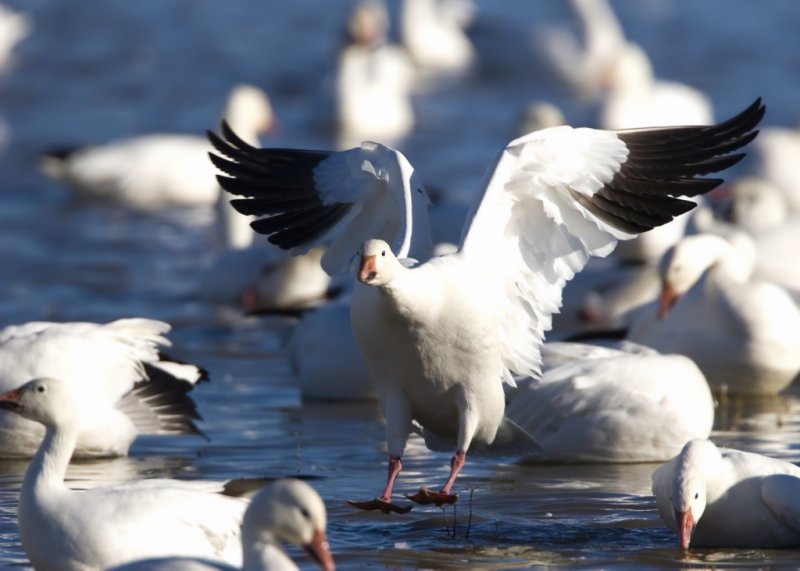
3 0 800 569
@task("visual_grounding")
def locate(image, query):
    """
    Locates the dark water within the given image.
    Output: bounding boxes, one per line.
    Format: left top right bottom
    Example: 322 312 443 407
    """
1 0 800 568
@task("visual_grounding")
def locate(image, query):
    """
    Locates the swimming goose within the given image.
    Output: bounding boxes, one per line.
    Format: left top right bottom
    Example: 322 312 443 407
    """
652 439 800 549
209 99 763 513
0 377 244 571
39 84 275 208
0 318 205 458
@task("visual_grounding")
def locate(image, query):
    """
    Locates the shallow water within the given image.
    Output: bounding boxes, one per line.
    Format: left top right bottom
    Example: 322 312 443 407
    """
1 0 800 569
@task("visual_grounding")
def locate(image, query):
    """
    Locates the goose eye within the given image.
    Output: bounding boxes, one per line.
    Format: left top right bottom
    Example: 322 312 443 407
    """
36 386 45 393
694 493 699 500
299 507 311 519
381 250 386 257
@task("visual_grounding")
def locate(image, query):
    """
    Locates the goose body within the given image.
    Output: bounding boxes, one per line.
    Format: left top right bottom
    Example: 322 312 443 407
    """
506 341 713 463
40 84 274 208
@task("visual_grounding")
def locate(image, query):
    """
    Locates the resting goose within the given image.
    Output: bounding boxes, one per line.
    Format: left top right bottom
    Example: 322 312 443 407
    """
506 341 713 463
39 84 275 208
209 99 764 513
628 232 800 395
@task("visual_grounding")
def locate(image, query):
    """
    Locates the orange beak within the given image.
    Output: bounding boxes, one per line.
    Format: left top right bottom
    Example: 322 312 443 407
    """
676 508 695 550
657 279 681 320
358 255 377 284
0 385 25 413
304 528 335 571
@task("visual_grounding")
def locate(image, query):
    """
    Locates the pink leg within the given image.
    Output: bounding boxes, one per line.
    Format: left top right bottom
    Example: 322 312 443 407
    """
406 449 465 506
379 456 403 500
348 456 413 514
440 450 466 494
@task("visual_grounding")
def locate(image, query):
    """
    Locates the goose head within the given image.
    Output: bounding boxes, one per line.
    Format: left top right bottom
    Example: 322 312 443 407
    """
669 439 715 550
246 479 334 570
356 239 400 286
657 233 742 318
0 377 78 429
223 84 277 145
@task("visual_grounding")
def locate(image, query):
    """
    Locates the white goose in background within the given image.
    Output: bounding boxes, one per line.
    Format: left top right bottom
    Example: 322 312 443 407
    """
0 318 205 458
539 0 627 98
0 1 30 72
400 0 475 79
0 378 246 571
107 479 334 571
598 42 714 130
721 176 800 297
628 232 800 395
652 439 800 549
39 84 275 208
749 124 800 214
336 0 415 149
505 341 713 463
210 99 763 513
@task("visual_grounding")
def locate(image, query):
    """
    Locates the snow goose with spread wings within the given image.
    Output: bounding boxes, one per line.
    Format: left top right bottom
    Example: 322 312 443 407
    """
209 98 764 513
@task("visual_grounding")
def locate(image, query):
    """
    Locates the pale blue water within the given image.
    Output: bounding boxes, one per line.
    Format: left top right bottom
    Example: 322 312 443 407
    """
1 0 800 568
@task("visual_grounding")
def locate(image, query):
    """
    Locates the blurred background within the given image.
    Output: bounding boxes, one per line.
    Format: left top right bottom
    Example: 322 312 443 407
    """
0 0 799 568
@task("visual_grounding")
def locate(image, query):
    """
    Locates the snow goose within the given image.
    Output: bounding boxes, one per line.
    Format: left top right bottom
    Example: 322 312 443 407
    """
652 439 800 549
722 176 800 296
505 341 713 463
209 99 764 513
599 42 714 130
198 242 334 313
39 84 275 208
540 0 627 97
0 318 205 458
400 0 475 78
0 377 245 571
106 479 334 571
749 125 800 214
336 0 415 148
0 2 30 72
628 232 800 395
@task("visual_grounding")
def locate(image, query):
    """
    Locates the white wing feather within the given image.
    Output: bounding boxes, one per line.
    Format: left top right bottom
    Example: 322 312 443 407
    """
459 126 633 380
312 143 430 274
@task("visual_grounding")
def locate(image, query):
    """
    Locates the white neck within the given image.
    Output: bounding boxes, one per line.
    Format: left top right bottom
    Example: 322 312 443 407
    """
707 234 755 284
242 530 298 571
23 423 76 498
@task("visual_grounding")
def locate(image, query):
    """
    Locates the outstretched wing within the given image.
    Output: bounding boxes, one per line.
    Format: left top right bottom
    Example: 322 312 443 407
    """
208 123 432 275
459 98 764 380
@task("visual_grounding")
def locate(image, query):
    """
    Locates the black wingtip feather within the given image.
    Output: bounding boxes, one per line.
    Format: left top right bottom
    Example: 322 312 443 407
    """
589 98 765 234
207 123 350 251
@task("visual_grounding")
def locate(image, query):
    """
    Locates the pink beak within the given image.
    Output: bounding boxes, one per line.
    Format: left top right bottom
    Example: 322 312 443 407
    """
0 385 24 413
358 255 377 283
676 508 695 550
304 528 335 571
658 279 681 319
